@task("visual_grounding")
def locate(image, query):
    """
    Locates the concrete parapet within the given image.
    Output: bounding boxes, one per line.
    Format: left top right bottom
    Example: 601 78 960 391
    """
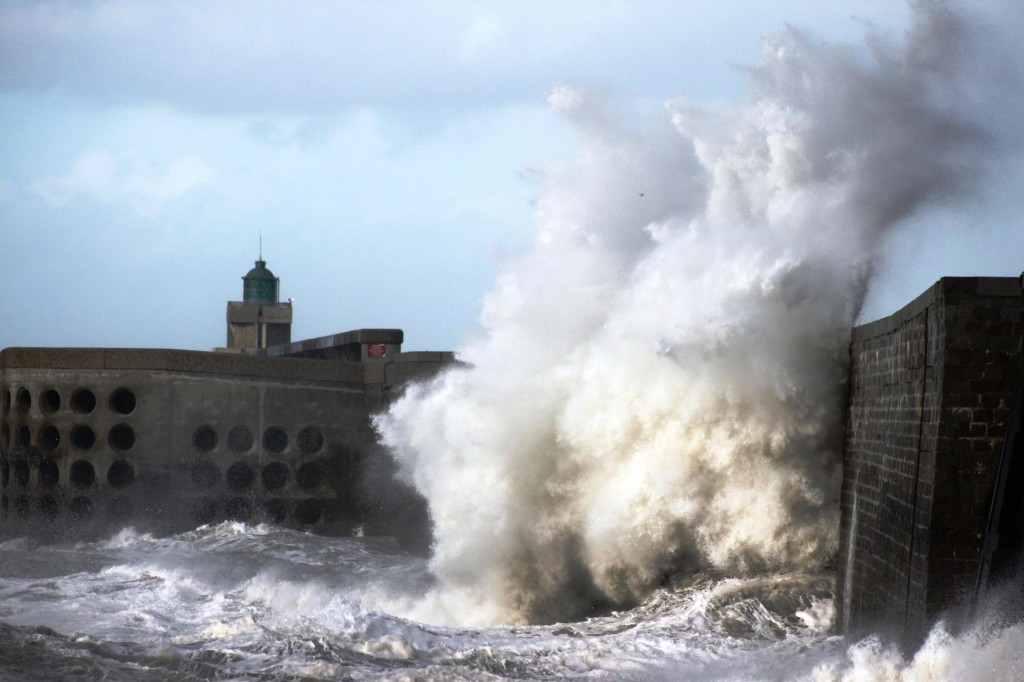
1 347 367 384
258 329 404 363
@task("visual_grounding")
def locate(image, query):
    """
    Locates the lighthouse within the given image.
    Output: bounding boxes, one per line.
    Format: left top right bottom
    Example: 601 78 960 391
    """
225 257 293 351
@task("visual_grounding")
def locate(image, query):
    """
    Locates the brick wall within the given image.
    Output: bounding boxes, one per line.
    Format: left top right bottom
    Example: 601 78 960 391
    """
838 277 1021 635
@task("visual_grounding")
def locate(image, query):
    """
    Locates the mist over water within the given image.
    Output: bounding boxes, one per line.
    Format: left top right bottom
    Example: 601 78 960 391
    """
376 2 1014 626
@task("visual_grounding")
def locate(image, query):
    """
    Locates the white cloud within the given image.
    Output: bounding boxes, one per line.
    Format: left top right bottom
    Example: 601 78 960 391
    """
31 150 215 218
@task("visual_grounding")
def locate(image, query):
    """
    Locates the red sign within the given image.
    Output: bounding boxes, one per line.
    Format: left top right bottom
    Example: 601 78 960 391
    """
366 343 387 358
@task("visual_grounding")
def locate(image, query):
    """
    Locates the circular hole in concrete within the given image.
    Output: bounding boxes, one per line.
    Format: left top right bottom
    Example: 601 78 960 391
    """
71 424 96 451
15 388 30 414
14 495 29 519
39 389 61 415
38 495 59 520
192 425 217 452
190 459 220 489
16 424 30 449
69 496 94 520
295 500 322 525
108 424 136 451
107 461 135 488
13 459 29 486
191 499 217 525
71 389 96 414
226 497 253 522
108 388 136 415
262 427 288 453
2 389 9 416
261 462 289 491
70 459 96 488
227 425 254 453
39 424 60 452
296 463 324 492
297 427 324 454
260 499 287 524
226 462 256 491
39 459 59 487
107 497 133 520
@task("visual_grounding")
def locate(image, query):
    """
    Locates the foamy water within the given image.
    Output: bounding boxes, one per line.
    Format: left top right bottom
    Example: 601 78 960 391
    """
375 0 1020 626
0 524 1022 680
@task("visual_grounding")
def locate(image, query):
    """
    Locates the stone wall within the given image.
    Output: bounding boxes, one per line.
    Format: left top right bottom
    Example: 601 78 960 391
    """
838 277 1021 635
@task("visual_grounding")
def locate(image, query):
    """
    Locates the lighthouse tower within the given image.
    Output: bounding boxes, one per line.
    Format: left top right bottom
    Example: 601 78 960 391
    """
225 257 292 351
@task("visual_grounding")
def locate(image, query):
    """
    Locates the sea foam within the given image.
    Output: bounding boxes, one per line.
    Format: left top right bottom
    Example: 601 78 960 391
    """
376 1 1019 626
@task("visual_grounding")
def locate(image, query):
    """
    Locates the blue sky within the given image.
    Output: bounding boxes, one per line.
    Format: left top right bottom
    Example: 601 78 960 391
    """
2 1 1020 352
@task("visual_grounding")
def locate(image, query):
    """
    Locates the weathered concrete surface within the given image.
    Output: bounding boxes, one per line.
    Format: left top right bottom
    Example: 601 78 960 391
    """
838 277 1022 636
257 328 405 363
226 300 293 350
0 342 455 543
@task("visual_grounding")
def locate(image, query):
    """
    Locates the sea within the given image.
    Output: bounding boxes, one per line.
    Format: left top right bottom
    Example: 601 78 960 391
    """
0 522 1021 681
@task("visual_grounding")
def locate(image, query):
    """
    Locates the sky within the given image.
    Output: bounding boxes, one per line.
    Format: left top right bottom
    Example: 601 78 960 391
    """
1 0 1021 352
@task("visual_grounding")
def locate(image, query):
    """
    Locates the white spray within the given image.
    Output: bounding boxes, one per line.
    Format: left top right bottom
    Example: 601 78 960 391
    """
376 2 1012 625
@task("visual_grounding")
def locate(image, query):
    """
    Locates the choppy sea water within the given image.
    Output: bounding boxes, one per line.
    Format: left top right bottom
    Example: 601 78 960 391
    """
0 523 1020 681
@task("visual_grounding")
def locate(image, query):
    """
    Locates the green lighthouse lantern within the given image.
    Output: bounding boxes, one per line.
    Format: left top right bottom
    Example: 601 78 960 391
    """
243 259 279 304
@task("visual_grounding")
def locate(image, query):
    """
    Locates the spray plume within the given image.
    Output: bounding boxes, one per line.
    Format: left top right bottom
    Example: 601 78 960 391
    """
376 2 1011 625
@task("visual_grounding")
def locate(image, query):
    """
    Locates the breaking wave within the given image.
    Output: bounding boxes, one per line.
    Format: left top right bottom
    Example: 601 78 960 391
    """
376 1 1017 625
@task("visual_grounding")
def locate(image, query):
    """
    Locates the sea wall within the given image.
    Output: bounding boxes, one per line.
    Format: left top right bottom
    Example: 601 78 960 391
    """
0 343 453 542
838 277 1022 635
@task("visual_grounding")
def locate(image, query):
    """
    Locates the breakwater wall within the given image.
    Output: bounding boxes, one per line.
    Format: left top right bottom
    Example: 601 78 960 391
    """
837 277 1022 635
0 333 453 544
